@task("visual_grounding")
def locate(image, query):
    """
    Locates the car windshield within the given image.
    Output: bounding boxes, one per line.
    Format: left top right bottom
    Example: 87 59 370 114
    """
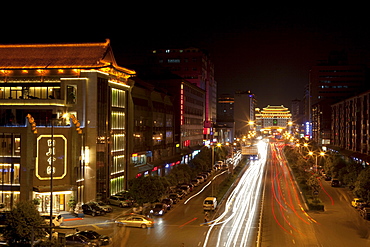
205 200 213 204
154 204 163 208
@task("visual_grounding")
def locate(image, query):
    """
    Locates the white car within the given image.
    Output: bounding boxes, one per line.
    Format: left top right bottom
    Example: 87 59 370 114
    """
40 213 64 227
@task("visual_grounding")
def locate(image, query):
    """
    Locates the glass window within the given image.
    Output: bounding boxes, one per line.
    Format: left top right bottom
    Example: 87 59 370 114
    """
66 85 77 104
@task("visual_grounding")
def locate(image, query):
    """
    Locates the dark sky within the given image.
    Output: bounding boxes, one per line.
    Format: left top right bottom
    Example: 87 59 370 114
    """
3 6 370 108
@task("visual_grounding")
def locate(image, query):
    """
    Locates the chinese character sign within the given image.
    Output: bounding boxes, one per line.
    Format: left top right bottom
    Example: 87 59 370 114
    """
36 135 67 180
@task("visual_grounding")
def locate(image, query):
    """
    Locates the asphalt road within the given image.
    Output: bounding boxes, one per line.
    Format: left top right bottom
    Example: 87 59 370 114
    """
59 141 370 247
59 170 230 247
260 142 370 247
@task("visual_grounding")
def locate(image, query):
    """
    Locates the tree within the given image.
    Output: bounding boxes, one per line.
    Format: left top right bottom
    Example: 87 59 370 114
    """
353 167 370 202
323 154 346 178
307 174 321 194
3 201 46 246
128 176 169 204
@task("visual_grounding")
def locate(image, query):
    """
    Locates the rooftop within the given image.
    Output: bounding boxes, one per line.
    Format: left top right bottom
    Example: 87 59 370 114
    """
0 39 135 76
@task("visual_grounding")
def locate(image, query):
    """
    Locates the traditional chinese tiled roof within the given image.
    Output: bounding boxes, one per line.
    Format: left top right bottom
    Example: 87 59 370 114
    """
0 39 135 75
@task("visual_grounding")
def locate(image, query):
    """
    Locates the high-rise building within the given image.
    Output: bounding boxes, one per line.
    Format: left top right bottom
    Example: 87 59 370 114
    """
149 48 217 141
233 91 257 138
216 94 234 143
309 50 368 144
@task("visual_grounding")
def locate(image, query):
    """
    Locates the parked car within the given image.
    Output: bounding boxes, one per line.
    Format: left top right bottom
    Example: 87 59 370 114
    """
150 203 167 216
40 213 64 227
161 198 173 210
196 176 205 183
82 203 106 216
65 233 99 246
331 179 340 187
76 230 112 246
87 201 113 213
115 214 155 228
108 195 132 207
191 179 200 187
215 160 223 170
187 183 195 191
114 190 129 197
176 189 186 198
178 184 191 194
198 173 208 180
351 198 366 208
169 193 180 204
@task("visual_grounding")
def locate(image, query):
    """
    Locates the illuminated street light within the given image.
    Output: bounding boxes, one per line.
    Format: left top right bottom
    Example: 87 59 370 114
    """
308 151 325 173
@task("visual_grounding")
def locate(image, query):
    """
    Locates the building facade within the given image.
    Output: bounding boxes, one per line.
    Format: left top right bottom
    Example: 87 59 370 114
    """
309 51 368 144
149 47 217 140
147 78 205 152
0 40 135 211
233 91 256 138
216 94 234 143
255 105 292 137
130 78 178 178
331 90 370 164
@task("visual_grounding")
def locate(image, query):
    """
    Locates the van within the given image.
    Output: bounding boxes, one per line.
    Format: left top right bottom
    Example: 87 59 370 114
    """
203 197 217 211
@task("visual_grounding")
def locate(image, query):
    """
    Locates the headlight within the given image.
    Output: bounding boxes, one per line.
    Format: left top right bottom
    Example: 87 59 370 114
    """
150 210 153 213
159 210 163 215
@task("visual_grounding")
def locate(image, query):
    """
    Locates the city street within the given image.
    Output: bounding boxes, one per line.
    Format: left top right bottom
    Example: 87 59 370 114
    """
58 141 370 247
58 170 230 246
260 142 370 246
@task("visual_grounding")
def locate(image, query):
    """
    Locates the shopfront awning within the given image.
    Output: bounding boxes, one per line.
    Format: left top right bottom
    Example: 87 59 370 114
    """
34 185 75 193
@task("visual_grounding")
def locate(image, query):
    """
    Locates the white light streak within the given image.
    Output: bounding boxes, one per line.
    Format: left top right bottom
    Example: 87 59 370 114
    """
203 140 268 247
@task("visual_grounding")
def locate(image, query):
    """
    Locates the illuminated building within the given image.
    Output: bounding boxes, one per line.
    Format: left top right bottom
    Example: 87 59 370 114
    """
309 51 367 144
216 94 234 143
234 91 256 138
149 48 216 141
143 78 205 156
0 40 135 211
331 90 370 165
255 105 292 137
130 78 178 177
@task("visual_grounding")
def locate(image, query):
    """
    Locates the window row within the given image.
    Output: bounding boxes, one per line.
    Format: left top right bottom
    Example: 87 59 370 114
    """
0 86 61 100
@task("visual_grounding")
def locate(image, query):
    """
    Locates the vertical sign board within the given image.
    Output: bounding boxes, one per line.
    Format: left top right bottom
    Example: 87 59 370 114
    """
36 135 67 180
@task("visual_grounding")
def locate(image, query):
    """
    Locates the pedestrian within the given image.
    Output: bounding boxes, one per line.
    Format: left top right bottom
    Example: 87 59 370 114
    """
204 212 209 222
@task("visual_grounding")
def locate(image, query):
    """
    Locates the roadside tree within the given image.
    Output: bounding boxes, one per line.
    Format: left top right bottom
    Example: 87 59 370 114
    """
3 201 46 246
128 176 169 204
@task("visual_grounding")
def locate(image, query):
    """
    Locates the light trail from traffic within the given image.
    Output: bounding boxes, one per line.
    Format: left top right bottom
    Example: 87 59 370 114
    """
184 149 243 205
203 140 268 247
269 142 319 238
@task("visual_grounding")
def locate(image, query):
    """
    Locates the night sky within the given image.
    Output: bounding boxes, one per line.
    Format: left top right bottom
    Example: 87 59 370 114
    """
3 6 370 108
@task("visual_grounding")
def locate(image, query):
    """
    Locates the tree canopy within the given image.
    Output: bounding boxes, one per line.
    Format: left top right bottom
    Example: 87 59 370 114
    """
3 201 47 246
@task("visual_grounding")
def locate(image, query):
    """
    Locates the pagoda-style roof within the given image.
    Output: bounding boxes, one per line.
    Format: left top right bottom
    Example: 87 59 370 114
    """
260 105 290 113
0 39 135 76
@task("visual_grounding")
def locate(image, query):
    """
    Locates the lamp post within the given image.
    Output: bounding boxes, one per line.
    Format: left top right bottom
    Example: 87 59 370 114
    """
308 151 325 173
49 116 56 241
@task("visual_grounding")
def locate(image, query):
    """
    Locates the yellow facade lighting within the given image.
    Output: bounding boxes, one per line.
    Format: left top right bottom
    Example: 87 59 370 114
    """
26 114 37 134
70 114 82 134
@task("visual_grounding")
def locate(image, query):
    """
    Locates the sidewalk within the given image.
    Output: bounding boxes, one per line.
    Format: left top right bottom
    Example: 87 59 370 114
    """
60 211 83 222
59 207 133 227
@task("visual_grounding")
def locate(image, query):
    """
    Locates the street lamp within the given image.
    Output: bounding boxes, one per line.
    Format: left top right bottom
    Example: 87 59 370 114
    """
308 151 325 173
